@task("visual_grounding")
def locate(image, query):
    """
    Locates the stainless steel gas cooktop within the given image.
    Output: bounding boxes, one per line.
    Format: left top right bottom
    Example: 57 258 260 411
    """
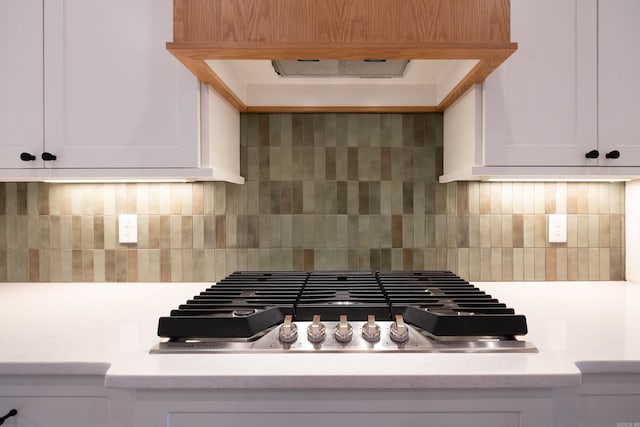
151 271 536 354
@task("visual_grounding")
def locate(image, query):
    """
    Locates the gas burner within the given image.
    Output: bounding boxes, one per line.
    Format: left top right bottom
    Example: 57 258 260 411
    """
153 271 536 353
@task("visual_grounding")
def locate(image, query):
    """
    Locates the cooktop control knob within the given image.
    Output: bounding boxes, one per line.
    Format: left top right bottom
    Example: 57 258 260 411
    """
361 314 381 342
390 314 410 343
307 315 326 343
278 315 298 343
334 315 353 343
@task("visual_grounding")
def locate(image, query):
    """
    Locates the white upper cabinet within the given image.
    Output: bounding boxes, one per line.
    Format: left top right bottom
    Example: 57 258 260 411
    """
0 0 243 182
0 0 44 169
43 0 199 169
598 0 640 166
483 0 598 167
442 0 640 181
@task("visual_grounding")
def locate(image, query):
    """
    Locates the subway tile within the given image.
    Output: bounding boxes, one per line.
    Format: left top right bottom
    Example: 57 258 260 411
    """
512 215 524 248
336 215 348 248
391 248 403 270
303 215 315 248
599 215 610 248
588 215 599 247
313 216 325 248
369 182 381 215
325 147 336 181
391 181 404 215
500 183 513 214
347 147 358 180
313 147 326 181
545 248 557 281
291 182 303 214
599 248 610 280
490 183 502 214
347 181 359 215
556 247 568 280
534 247 548 280
491 248 502 281
359 182 370 214
610 214 623 248
335 147 348 181
446 215 457 248
588 247 600 280
567 214 578 247
358 147 370 180
479 215 491 248
358 216 370 248
346 215 358 248
522 183 535 214
610 248 623 280
490 215 502 248
403 215 414 248
534 215 546 247
554 182 567 214
479 184 491 214
512 248 524 281
468 215 480 248
413 214 425 249
501 215 513 248
434 215 447 248
577 214 589 247
303 181 315 214
511 183 523 214
369 147 381 181
544 183 556 214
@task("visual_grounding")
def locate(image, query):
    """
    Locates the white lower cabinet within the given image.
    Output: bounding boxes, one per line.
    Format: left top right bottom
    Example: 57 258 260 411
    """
578 373 640 427
4 374 640 426
130 389 554 427
168 412 517 427
0 397 109 427
0 375 129 427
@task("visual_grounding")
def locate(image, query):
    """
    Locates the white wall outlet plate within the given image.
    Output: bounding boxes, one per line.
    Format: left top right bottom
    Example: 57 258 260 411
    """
548 214 567 243
118 214 138 244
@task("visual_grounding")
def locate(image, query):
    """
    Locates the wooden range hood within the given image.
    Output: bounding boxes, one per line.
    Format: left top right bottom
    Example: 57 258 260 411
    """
168 0 517 112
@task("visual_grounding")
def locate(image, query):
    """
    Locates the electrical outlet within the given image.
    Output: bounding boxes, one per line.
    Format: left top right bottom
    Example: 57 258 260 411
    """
118 214 138 244
548 214 567 243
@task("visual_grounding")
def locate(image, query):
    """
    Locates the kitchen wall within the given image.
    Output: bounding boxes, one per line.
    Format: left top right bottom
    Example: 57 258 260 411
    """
0 113 625 282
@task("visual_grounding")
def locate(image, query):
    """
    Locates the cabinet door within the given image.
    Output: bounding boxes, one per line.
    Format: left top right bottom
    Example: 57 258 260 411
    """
43 0 199 169
598 0 640 166
483 0 598 166
0 397 109 427
0 0 44 169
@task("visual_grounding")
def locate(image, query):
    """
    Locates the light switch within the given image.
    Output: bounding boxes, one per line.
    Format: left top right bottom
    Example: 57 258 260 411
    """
118 214 138 244
548 214 567 243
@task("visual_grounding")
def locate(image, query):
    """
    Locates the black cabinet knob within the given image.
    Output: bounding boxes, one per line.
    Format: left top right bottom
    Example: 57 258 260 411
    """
41 152 57 161
0 409 18 425
20 152 37 161
585 150 600 159
605 150 620 159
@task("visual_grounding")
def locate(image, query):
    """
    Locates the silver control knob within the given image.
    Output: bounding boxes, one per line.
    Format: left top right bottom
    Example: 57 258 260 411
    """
389 314 410 343
361 315 381 342
306 315 326 343
278 315 298 343
334 315 353 343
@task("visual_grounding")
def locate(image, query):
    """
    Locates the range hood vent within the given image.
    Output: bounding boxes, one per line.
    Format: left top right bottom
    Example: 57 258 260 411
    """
271 59 411 78
167 0 517 112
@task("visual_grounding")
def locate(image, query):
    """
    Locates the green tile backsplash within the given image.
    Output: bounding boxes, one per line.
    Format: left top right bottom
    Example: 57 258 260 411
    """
0 113 625 282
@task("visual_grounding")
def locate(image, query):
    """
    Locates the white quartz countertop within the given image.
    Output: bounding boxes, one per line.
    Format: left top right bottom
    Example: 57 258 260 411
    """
1 281 639 390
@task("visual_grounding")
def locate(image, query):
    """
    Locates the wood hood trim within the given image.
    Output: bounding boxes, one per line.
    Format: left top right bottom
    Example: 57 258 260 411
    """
168 0 517 113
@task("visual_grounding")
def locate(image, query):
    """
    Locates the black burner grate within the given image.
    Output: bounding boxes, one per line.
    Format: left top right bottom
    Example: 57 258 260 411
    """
157 271 528 339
